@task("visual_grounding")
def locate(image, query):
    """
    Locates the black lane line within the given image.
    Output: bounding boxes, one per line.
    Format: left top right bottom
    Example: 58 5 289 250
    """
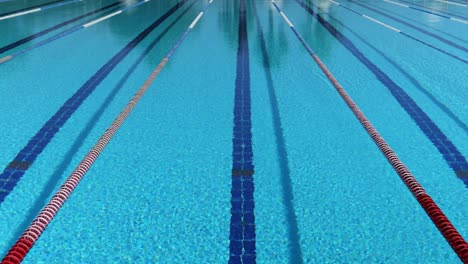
0 0 190 204
0 1 122 55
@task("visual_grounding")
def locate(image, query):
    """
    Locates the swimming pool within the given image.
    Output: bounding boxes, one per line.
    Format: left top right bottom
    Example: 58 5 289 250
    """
0 0 467 262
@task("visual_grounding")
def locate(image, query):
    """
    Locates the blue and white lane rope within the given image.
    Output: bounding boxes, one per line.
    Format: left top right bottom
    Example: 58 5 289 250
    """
394 0 468 20
383 0 468 24
326 0 467 63
0 1 122 55
0 0 151 64
435 0 467 7
1 1 215 263
345 0 468 52
0 0 67 16
0 0 82 21
328 0 399 31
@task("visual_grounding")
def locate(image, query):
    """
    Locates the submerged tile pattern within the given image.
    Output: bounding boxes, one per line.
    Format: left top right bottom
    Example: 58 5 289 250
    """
229 0 256 262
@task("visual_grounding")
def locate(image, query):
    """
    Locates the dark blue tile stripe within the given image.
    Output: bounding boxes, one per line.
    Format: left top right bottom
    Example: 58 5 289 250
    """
298 0 468 188
0 1 122 55
0 0 189 203
229 0 256 262
0 0 65 17
346 0 468 53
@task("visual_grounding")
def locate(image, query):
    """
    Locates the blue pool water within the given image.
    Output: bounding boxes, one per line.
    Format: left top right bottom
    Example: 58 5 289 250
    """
0 0 467 262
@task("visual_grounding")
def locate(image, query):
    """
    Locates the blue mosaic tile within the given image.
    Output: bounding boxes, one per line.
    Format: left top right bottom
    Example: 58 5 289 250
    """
228 256 242 264
229 240 243 255
244 240 256 255
229 226 243 240
242 254 256 264
1 180 17 191
229 0 256 261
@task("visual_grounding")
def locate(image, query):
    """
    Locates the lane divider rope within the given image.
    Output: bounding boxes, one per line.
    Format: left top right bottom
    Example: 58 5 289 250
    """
327 0 467 63
303 0 468 187
271 1 468 262
346 0 468 53
435 0 467 7
383 0 468 23
0 1 214 263
399 0 468 20
0 0 65 16
383 0 408 7
0 0 151 64
0 0 190 205
0 0 82 21
305 0 468 134
0 1 122 55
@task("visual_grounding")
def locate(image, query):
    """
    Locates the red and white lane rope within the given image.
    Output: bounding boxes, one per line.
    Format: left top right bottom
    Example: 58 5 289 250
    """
1 1 215 263
271 0 468 262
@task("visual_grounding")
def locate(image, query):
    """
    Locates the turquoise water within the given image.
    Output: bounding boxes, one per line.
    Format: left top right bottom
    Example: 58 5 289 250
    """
0 0 467 263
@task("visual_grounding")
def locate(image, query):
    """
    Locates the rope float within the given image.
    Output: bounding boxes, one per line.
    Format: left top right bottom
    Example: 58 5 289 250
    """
435 0 467 7
0 0 214 263
0 0 82 21
0 0 190 204
346 0 468 53
0 0 152 64
271 1 468 262
326 0 467 63
0 1 122 55
384 0 468 23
